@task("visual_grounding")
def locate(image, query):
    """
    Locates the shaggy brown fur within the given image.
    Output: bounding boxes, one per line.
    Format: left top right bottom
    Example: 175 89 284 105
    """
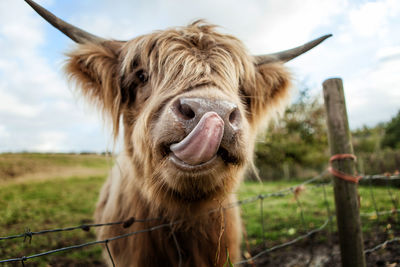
65 21 291 266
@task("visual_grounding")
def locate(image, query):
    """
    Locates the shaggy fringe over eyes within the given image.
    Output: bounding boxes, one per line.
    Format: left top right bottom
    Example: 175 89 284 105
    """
120 20 256 101
65 42 122 140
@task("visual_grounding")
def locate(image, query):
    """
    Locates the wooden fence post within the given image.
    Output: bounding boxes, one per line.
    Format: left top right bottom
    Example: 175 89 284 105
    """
323 78 366 267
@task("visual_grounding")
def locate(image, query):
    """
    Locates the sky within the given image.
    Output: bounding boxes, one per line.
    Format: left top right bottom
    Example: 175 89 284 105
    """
0 0 399 153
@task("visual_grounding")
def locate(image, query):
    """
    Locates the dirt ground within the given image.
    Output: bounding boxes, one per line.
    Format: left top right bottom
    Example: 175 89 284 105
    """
30 234 399 267
244 234 399 267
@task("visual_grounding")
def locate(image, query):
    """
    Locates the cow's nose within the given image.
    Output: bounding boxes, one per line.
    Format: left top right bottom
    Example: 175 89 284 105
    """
172 97 242 138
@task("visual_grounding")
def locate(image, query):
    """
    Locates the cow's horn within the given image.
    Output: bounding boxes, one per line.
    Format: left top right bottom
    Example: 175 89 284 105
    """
254 34 332 65
25 0 106 44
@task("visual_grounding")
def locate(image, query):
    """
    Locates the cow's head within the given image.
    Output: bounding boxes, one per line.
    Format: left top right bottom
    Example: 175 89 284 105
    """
26 0 330 206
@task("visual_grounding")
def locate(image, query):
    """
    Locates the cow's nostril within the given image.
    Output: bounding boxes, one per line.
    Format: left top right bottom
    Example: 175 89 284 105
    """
177 101 195 120
229 108 239 125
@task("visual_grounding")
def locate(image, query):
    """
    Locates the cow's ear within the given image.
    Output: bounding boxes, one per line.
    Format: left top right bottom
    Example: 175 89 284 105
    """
243 62 291 126
244 34 332 127
65 41 124 135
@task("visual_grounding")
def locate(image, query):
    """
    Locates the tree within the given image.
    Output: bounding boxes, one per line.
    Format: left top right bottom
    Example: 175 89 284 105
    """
254 88 329 180
352 124 384 154
382 110 400 149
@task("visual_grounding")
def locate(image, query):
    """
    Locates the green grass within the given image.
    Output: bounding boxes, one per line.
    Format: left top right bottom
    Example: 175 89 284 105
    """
0 176 106 266
0 154 398 266
239 180 400 247
0 153 111 181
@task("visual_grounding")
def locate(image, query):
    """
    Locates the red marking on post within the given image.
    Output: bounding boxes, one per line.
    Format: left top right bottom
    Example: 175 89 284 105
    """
328 154 362 184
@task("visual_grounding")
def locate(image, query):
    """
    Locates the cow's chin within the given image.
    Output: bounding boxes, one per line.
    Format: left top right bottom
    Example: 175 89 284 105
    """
157 150 243 202
169 153 218 171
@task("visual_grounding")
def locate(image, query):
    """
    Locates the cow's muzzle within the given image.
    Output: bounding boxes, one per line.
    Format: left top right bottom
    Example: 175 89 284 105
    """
169 97 242 166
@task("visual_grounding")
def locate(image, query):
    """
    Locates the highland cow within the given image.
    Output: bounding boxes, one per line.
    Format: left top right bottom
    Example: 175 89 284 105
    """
25 0 330 266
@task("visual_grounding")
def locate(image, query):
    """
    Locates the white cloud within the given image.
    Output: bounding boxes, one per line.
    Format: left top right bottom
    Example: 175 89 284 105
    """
1 0 399 152
285 0 400 129
376 45 400 61
246 0 348 53
0 90 42 117
0 0 110 152
0 1 44 52
71 0 347 53
0 125 10 139
329 0 400 128
32 131 68 152
350 2 389 37
349 0 400 37
345 55 400 128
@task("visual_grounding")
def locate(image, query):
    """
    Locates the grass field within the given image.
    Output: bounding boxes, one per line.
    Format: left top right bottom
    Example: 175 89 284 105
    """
0 153 398 266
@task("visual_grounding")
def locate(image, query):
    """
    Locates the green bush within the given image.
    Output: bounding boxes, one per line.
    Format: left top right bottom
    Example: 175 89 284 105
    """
254 87 400 180
382 111 400 149
254 89 329 180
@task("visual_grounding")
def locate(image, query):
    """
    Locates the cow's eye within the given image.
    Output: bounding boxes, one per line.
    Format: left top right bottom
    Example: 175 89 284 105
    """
136 70 148 83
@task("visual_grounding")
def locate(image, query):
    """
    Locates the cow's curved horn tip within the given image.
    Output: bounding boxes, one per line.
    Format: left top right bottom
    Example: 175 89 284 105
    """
322 34 333 40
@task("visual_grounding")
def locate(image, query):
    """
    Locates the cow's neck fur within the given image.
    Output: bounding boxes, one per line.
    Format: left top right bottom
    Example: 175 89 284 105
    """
95 154 242 266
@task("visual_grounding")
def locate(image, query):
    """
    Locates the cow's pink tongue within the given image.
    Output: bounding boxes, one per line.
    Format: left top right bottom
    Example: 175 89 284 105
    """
170 112 224 165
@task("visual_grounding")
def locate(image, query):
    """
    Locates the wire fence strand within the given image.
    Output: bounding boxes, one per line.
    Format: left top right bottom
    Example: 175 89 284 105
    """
105 241 115 267
0 217 161 241
364 237 400 254
235 218 332 265
1 171 399 265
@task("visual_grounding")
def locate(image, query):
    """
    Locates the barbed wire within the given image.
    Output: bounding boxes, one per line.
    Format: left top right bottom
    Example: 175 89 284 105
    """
235 218 332 265
0 221 177 264
364 237 400 254
362 174 400 180
0 217 161 242
0 171 328 265
0 171 399 266
225 170 330 209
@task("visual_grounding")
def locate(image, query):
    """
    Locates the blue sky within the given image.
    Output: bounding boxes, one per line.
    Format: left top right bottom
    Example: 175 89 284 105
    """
0 0 399 152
